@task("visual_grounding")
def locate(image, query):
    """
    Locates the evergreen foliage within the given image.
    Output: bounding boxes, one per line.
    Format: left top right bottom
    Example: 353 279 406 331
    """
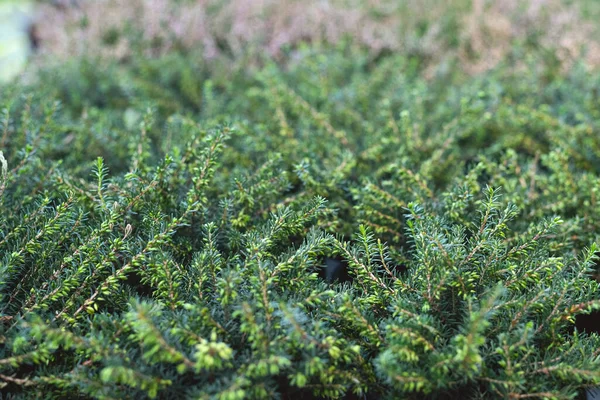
0 47 599 399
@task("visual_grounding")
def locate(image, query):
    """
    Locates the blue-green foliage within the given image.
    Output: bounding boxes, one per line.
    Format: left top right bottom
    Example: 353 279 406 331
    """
0 47 599 399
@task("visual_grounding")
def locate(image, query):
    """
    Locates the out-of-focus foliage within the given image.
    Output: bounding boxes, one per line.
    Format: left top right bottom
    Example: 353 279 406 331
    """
31 0 600 74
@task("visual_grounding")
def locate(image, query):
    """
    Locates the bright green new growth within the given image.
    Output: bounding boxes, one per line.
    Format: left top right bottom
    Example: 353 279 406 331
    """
0 47 599 399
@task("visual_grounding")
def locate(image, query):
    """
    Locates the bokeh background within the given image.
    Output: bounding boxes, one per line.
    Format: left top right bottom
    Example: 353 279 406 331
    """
2 0 600 83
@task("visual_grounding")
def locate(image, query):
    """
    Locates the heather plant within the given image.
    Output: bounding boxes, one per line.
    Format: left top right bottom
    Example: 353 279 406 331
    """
0 41 600 400
30 0 600 74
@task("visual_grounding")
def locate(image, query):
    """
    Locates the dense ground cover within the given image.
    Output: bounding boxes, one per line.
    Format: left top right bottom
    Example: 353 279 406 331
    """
1 1 600 399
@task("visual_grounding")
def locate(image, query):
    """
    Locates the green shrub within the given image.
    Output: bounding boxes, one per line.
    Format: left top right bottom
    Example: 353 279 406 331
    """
0 48 599 399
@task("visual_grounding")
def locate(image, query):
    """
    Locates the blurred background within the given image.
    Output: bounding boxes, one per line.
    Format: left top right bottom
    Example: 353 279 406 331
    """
1 0 600 84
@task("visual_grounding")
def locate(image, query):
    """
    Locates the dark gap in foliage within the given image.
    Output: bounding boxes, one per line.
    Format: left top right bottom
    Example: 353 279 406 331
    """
574 306 600 336
319 256 352 284
123 269 154 298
